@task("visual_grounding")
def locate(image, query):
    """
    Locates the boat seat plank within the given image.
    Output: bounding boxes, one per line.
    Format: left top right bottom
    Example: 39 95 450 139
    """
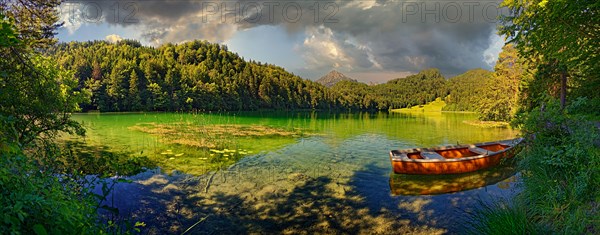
420 151 445 160
395 153 409 160
469 147 492 155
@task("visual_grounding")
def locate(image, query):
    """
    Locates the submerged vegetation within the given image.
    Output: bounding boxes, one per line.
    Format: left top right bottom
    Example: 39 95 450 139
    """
126 122 310 174
129 122 306 148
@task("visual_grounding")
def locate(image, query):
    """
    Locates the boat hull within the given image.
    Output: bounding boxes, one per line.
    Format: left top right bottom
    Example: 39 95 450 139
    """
389 138 522 175
391 151 507 174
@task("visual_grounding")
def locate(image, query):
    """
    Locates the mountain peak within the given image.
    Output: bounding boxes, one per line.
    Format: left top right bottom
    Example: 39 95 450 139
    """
316 70 357 87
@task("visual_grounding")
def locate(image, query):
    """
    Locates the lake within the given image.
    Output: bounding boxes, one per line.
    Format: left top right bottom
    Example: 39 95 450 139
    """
70 111 520 234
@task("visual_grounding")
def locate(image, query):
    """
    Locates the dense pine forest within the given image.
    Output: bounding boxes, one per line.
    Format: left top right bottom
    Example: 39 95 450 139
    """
47 40 342 111
47 40 492 112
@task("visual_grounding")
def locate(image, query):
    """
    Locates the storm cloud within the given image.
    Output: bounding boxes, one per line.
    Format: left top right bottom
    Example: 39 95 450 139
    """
59 0 508 78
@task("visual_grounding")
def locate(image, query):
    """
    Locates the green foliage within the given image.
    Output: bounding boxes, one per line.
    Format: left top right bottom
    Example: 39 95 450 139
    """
0 0 63 50
0 138 148 235
330 80 377 110
478 44 525 122
1 4 141 234
443 69 492 112
0 143 100 235
566 96 600 119
1 9 89 147
0 54 89 146
516 100 600 233
500 0 600 108
500 0 600 78
496 1 600 233
0 13 20 48
514 61 557 114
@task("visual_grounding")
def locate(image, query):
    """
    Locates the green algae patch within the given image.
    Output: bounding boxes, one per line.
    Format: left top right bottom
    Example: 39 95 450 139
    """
127 123 311 175
129 123 308 149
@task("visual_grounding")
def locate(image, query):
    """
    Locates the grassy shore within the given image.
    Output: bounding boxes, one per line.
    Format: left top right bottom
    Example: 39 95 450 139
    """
390 98 447 113
462 120 510 128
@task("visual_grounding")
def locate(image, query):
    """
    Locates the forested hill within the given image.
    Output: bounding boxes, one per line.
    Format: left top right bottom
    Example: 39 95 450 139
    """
47 40 490 112
331 68 448 110
443 69 493 111
46 40 343 111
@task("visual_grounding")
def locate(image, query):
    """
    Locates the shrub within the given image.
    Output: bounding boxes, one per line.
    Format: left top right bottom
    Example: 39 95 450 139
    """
517 100 600 233
0 143 100 235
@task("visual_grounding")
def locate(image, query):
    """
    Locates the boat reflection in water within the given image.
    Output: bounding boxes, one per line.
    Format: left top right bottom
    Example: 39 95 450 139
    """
389 162 518 196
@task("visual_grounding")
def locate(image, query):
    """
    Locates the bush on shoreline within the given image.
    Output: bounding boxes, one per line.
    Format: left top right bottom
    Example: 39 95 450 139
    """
473 100 600 234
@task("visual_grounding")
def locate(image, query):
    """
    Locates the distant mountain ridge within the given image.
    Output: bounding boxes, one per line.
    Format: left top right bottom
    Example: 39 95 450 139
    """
316 70 357 87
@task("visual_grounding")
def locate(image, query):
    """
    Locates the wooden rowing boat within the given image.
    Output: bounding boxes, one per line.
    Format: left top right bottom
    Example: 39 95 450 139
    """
389 138 523 175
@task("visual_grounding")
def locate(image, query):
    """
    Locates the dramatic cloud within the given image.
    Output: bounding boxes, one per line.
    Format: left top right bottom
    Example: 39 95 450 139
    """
105 34 123 43
58 2 87 34
483 31 506 67
58 0 508 78
298 25 380 72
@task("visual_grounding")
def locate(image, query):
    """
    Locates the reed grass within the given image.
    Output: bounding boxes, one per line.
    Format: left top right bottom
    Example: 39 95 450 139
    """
127 122 310 175
464 199 547 235
129 123 306 149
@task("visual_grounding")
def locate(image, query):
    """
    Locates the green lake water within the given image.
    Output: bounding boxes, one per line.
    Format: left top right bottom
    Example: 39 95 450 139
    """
70 111 521 234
